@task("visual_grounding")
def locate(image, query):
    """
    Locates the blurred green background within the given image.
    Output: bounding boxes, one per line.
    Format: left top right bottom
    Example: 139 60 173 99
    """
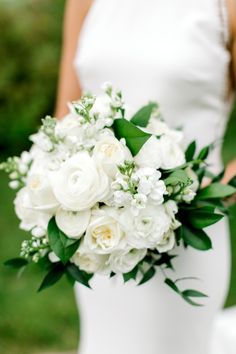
0 0 235 353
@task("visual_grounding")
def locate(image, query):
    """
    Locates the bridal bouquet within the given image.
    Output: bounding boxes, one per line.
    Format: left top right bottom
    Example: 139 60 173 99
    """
2 83 235 306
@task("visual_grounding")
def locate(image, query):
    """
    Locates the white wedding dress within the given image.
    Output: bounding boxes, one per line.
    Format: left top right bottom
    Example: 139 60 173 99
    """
73 0 236 353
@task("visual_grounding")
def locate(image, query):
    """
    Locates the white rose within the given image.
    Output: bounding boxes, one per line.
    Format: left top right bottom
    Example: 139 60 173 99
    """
49 151 110 211
93 135 131 178
84 207 125 254
14 187 52 231
134 136 162 169
108 248 147 273
71 243 109 274
120 204 171 249
159 135 185 170
156 229 176 253
55 208 91 239
146 119 184 143
27 173 59 212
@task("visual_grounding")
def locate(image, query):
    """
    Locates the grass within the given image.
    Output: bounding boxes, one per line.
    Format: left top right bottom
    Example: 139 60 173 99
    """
0 108 235 354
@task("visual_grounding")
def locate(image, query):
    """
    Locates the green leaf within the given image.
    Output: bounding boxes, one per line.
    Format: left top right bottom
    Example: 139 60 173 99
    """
138 267 156 285
187 209 224 229
154 253 176 269
48 218 81 265
113 118 151 156
197 145 211 160
196 183 236 200
4 258 28 269
130 102 158 127
164 278 180 294
123 266 139 283
38 263 65 292
181 225 212 251
66 263 93 288
185 141 196 162
181 289 208 306
182 289 208 298
228 175 236 188
212 169 225 183
182 295 204 307
164 169 189 186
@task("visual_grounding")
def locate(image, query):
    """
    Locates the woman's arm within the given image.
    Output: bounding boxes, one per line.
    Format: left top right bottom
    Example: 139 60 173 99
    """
55 0 93 119
222 0 236 184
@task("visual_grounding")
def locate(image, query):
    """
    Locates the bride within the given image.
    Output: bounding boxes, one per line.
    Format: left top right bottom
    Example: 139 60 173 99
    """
55 1 236 353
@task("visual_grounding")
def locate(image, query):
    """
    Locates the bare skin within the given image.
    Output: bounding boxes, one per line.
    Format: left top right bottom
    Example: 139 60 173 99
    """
55 0 236 183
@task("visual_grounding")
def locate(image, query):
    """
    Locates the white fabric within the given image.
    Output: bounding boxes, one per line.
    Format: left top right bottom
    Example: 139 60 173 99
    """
73 1 235 353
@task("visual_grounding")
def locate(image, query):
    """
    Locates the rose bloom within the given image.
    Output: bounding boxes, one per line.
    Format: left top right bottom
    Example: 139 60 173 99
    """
93 134 131 178
120 204 172 249
49 151 110 211
84 207 126 254
108 248 147 273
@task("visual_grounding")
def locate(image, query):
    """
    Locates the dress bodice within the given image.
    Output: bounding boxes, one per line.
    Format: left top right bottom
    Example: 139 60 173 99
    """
74 0 232 169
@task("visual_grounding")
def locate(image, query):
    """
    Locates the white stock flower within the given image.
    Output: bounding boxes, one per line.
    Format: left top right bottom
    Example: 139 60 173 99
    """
93 135 131 178
30 131 53 152
159 135 185 170
55 113 81 139
14 187 52 231
134 136 162 169
55 208 91 239
108 248 146 273
49 151 110 211
90 95 112 119
84 207 125 254
120 204 171 249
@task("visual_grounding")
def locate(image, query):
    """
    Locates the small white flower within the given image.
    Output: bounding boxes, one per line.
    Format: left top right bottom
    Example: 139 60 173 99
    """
48 252 60 263
31 226 46 238
21 151 32 164
9 180 20 189
18 163 28 175
113 190 132 206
